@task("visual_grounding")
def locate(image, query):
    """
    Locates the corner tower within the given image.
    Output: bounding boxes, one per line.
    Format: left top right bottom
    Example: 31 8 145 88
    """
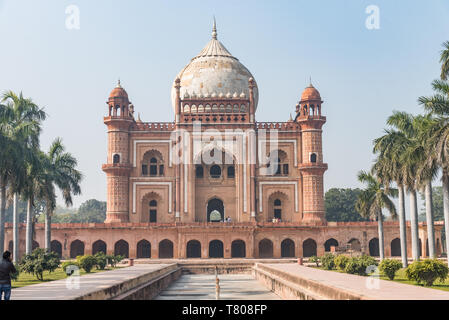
103 80 134 223
296 83 328 224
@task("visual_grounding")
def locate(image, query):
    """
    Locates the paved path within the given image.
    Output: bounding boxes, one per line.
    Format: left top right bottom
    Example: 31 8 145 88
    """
155 274 280 300
265 264 449 300
11 264 171 300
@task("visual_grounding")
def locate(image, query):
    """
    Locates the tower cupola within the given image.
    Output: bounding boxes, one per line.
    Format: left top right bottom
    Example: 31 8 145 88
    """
107 80 132 118
297 82 323 119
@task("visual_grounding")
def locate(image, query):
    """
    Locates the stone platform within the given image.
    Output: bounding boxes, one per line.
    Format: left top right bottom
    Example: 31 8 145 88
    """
255 263 449 300
11 264 177 300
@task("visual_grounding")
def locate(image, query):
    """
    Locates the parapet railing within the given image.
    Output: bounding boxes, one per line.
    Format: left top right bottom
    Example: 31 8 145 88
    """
255 122 300 130
131 122 175 131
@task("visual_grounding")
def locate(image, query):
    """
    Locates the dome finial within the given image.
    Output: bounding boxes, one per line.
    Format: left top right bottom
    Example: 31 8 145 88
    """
116 78 122 88
309 76 312 87
212 16 217 40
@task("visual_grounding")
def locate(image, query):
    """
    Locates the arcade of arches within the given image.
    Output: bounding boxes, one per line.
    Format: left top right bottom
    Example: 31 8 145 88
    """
4 222 443 261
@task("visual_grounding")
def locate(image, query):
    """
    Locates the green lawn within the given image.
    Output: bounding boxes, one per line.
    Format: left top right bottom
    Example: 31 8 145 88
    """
12 266 121 289
311 265 449 291
379 268 449 292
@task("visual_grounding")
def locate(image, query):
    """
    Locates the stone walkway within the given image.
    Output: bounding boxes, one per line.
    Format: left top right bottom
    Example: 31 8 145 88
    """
11 264 171 300
265 264 449 300
155 274 280 300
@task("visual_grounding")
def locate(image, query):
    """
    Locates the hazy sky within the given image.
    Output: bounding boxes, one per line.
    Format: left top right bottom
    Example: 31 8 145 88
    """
0 0 448 210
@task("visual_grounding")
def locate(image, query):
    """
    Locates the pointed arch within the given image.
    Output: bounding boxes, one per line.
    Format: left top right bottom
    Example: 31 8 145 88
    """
137 240 151 258
114 239 129 258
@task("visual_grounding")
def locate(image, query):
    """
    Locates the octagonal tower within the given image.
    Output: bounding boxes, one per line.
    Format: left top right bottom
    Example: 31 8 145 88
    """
296 83 328 224
103 80 134 223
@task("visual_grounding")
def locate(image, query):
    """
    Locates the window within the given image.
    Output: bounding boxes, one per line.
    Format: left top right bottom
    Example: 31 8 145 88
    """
275 158 281 175
113 154 120 164
150 158 158 176
150 210 157 222
142 151 164 177
310 153 317 163
274 209 282 219
149 200 157 223
268 150 288 176
210 165 221 178
274 199 282 220
196 165 204 178
227 166 235 178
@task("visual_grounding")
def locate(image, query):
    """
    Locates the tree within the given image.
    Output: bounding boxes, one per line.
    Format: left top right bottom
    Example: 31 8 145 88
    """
356 171 397 261
39 138 82 250
0 91 46 254
419 78 449 263
22 153 45 255
440 41 449 81
77 199 106 223
373 115 412 266
403 114 439 259
420 187 444 222
325 188 369 222
384 111 425 261
19 248 60 281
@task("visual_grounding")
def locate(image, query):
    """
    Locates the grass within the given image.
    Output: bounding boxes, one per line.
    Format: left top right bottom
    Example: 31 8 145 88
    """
12 266 121 289
379 268 449 292
311 265 449 292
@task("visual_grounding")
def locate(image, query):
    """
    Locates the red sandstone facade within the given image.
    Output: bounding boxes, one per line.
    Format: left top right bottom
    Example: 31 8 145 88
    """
3 24 444 260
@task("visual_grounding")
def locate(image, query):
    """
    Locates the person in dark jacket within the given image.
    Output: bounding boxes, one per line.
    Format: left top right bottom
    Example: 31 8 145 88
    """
0 251 16 301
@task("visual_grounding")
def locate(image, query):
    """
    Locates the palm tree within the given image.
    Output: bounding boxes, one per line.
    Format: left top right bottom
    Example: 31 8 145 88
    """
356 171 398 260
0 91 45 254
413 115 439 259
385 112 425 261
373 129 409 266
418 78 449 263
440 41 449 81
39 138 82 250
22 155 43 255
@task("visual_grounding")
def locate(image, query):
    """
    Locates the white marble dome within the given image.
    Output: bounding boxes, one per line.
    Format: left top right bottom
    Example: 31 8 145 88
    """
171 23 259 111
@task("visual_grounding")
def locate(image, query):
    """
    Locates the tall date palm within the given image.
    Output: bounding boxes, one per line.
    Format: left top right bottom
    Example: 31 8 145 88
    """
0 91 45 254
356 171 397 261
419 78 449 264
373 129 409 266
39 138 82 250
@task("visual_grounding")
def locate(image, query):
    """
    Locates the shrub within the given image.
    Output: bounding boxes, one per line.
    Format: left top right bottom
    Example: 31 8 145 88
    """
106 254 124 268
115 255 124 264
359 255 378 268
19 248 60 281
320 253 336 270
106 255 116 267
94 252 107 270
344 255 378 276
344 257 366 275
10 263 20 281
379 259 403 280
77 255 97 273
334 255 350 271
309 256 319 267
62 261 80 275
405 259 449 286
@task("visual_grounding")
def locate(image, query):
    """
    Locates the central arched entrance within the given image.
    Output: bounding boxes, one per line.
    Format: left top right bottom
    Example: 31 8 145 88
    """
207 198 224 222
